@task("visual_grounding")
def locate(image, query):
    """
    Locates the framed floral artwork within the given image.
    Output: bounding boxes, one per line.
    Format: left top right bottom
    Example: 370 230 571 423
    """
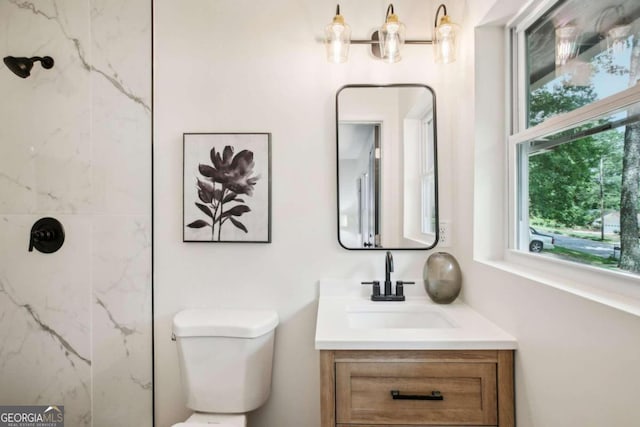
183 133 271 243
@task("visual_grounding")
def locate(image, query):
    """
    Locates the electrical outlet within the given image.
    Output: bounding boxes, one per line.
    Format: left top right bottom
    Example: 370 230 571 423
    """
438 221 451 247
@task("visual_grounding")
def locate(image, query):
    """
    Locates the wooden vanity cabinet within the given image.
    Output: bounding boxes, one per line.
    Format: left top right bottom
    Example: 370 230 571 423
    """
320 350 514 427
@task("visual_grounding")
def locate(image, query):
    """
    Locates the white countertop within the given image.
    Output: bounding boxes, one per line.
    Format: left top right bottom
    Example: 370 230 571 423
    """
314 279 517 350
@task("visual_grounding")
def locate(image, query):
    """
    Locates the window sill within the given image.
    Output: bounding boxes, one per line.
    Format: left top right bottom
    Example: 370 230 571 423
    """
474 250 640 317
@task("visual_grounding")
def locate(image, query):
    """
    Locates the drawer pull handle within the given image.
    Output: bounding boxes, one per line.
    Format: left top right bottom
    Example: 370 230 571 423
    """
390 390 444 401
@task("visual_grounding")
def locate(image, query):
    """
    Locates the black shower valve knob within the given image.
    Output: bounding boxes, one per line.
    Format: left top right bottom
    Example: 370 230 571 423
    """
28 217 65 254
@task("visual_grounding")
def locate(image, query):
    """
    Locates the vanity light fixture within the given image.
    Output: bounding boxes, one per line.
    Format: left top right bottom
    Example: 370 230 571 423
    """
379 4 406 63
433 4 459 64
607 23 631 54
325 4 351 63
323 3 458 64
555 24 580 66
595 5 631 55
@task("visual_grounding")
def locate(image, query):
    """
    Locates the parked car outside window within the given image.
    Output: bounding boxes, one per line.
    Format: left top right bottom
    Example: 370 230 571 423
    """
529 227 555 253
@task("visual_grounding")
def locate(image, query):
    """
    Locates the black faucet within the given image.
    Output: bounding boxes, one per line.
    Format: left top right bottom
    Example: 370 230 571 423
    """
384 251 394 296
362 251 414 301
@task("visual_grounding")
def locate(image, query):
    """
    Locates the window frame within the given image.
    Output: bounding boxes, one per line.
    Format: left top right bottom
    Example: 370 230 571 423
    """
420 115 436 235
505 0 640 304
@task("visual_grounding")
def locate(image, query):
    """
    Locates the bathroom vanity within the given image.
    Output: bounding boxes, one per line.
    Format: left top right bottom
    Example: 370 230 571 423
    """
320 349 513 427
315 280 517 427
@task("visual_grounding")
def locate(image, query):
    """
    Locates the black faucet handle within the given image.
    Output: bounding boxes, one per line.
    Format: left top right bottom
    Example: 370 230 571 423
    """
361 280 381 297
395 281 415 298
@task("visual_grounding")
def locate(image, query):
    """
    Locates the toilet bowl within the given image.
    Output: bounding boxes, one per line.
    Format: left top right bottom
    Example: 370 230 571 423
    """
172 412 246 426
171 308 278 426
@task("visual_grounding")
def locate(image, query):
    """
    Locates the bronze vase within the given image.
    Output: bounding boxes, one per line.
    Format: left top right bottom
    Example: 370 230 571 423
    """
423 252 462 304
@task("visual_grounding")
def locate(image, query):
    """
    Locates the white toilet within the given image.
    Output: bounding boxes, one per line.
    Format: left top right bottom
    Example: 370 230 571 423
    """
171 308 279 427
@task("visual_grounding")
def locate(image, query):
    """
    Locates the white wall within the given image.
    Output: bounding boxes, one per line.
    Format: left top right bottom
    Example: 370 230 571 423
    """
155 0 640 426
153 1 455 426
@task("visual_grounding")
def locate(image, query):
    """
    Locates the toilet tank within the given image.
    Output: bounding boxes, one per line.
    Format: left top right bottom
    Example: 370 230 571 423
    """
173 308 279 413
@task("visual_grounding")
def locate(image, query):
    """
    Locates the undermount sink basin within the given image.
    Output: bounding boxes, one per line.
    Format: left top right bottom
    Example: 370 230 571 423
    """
347 304 456 329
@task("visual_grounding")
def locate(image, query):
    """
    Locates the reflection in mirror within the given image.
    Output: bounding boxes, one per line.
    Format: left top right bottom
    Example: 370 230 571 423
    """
337 84 438 250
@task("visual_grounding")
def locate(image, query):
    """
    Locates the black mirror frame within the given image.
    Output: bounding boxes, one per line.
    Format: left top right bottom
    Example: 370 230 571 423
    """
336 83 439 250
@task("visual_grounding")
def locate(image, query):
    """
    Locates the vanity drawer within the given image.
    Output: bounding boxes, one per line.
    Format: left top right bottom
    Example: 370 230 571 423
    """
335 361 497 425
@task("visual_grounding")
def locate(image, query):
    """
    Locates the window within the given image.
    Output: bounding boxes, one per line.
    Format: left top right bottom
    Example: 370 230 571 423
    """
511 0 640 276
402 95 436 245
421 116 436 235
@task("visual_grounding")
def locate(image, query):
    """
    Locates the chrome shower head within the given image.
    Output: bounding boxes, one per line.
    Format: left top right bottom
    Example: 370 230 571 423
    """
3 56 54 78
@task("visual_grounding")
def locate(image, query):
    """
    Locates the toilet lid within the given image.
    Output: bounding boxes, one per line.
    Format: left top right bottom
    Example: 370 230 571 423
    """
173 308 278 338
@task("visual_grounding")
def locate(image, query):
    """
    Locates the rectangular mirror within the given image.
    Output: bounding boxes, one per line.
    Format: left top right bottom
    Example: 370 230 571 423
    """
337 84 439 250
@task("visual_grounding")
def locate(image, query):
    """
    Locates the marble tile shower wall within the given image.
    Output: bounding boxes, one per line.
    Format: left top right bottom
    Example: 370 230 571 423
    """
0 1 151 426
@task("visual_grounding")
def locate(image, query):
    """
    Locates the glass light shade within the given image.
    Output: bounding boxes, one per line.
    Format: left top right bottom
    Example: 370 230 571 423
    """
325 15 351 63
379 13 405 63
607 24 631 54
555 25 580 66
434 15 459 64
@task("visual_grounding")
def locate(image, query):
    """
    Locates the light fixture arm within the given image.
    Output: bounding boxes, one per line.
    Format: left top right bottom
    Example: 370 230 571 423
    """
434 4 448 28
595 5 626 36
352 3 433 46
351 39 433 46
